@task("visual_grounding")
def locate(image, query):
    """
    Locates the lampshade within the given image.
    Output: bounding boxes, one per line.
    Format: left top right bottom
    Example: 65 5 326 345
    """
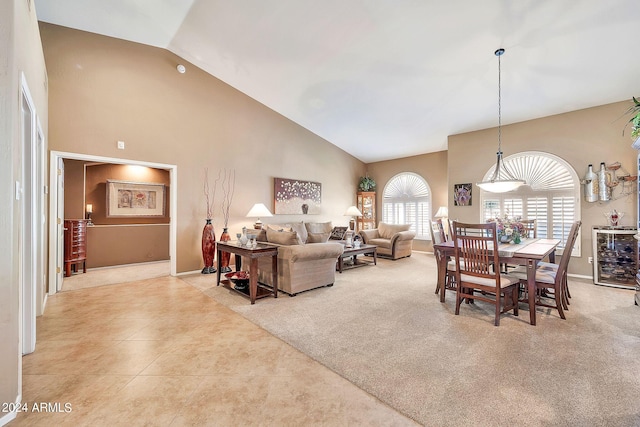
86 204 93 213
246 203 273 218
344 206 363 217
246 203 273 229
434 206 448 218
476 48 526 193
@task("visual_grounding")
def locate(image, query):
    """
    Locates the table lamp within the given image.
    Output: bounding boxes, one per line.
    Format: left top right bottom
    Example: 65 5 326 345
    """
344 206 363 232
434 206 448 237
86 204 93 226
246 203 273 229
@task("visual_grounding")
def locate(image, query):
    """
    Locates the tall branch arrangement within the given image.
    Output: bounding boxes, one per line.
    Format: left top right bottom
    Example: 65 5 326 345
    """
203 168 221 219
221 169 236 228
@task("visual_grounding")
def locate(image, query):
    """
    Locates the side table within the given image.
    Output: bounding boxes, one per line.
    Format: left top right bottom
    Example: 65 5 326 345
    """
216 241 278 304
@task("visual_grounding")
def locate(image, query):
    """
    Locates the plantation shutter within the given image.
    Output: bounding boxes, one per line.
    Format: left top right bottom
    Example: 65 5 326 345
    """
479 151 580 256
382 173 431 239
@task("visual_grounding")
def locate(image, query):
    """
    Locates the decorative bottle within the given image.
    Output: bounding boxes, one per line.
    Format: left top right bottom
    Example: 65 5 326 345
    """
201 219 216 274
239 226 249 246
219 228 232 273
597 162 611 201
582 164 598 203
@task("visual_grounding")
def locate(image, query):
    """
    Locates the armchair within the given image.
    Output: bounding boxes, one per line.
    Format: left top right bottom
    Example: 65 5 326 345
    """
359 222 416 260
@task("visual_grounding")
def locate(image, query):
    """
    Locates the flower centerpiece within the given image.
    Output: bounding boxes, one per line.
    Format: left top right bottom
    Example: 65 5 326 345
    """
488 215 525 244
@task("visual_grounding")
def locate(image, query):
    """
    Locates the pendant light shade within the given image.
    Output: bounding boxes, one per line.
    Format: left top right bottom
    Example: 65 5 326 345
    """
476 49 526 193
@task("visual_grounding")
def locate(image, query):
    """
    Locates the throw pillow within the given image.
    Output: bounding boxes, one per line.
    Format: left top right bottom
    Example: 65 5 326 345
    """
305 221 333 234
306 232 330 243
290 221 308 244
378 222 411 239
266 224 293 232
266 228 299 246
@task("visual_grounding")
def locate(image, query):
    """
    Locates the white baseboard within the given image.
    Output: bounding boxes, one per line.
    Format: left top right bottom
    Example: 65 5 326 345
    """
0 395 21 426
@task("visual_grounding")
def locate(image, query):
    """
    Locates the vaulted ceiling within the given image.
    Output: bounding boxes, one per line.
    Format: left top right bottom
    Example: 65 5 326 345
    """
34 0 640 163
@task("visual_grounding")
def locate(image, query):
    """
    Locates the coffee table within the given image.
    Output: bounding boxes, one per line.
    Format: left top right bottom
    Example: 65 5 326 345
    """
336 243 377 273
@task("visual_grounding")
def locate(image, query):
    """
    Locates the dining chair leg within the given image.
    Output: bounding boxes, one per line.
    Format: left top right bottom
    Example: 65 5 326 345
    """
555 287 566 320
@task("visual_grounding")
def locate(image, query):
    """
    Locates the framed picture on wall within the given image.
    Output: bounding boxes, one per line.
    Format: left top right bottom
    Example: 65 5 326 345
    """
274 177 322 215
106 180 165 217
453 183 472 206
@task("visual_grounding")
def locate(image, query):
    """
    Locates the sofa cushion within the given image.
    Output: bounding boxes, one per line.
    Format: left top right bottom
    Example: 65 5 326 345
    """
290 221 308 244
307 232 330 243
378 222 411 239
368 237 392 249
267 224 293 232
266 228 299 246
305 221 333 234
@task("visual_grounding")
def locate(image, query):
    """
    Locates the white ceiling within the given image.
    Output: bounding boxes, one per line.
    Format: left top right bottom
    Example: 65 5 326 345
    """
34 0 640 163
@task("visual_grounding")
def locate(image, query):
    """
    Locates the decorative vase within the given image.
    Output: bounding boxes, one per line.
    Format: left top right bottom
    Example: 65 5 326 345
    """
201 219 216 274
239 227 249 246
513 234 521 244
219 227 232 273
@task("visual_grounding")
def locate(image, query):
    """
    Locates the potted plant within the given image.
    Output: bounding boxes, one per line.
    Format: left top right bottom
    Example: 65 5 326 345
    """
358 175 376 192
624 96 640 148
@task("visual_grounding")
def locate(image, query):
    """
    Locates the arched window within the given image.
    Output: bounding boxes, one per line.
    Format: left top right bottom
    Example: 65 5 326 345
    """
382 172 431 239
479 151 581 255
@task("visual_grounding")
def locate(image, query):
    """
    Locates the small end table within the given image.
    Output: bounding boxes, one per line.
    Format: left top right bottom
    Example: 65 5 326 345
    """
216 241 278 304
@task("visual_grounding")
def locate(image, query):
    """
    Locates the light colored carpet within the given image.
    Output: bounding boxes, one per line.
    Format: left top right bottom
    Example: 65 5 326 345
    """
183 252 640 427
62 261 171 291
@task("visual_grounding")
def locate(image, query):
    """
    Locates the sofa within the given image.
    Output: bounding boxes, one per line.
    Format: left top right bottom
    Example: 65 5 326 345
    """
253 221 345 296
359 222 416 260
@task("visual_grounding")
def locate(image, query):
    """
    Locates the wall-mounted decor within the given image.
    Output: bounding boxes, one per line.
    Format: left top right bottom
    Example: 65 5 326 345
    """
106 180 165 217
453 183 472 206
274 177 321 215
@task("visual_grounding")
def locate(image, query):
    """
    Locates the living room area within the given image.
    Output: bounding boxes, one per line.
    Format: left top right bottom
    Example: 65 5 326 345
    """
4 1 640 426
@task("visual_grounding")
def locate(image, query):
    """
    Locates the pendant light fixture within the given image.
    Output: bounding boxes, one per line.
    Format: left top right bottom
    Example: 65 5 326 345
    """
476 48 526 193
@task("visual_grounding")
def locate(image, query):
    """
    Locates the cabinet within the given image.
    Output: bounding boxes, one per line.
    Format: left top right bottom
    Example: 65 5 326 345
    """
64 219 88 277
592 226 637 289
357 191 376 231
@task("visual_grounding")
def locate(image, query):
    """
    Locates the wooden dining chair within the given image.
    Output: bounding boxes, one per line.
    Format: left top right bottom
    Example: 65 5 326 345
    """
509 220 581 319
521 219 537 238
451 221 520 326
430 219 456 299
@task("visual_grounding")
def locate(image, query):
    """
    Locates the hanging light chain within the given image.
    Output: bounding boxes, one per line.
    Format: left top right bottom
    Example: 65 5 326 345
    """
496 48 504 155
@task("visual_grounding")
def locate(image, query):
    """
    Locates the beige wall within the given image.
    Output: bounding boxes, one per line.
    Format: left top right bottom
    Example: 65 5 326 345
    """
366 150 449 252
448 102 638 276
40 23 366 274
1 0 49 420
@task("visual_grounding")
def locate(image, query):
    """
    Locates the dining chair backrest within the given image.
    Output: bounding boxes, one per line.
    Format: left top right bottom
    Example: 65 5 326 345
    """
429 219 447 244
452 221 500 281
555 220 581 283
521 219 537 238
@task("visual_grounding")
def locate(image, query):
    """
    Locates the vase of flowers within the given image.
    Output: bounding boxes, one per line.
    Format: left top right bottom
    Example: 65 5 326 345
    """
488 216 525 244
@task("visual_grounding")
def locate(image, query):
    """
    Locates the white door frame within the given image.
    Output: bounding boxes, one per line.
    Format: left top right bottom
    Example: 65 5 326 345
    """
48 151 178 295
20 73 38 355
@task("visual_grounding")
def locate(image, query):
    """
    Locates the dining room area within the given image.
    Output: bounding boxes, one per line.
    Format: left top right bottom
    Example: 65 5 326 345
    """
431 217 583 326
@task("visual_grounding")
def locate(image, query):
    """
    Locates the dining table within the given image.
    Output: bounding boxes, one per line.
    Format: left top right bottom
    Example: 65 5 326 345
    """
433 237 561 326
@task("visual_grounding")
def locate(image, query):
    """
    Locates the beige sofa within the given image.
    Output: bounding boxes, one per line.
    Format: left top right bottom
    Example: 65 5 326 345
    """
359 222 416 260
254 222 344 296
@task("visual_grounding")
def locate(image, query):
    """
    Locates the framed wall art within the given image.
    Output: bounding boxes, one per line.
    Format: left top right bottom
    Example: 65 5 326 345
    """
274 177 322 215
453 183 472 206
106 180 165 217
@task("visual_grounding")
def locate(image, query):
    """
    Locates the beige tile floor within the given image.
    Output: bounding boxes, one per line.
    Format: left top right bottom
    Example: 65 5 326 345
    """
13 275 417 426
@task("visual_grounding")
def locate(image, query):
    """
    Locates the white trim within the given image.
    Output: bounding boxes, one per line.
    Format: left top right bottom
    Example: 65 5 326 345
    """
0 394 20 425
20 72 36 356
48 151 178 296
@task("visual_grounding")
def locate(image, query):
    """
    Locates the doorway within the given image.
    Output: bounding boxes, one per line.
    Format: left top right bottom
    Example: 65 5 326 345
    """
48 151 177 295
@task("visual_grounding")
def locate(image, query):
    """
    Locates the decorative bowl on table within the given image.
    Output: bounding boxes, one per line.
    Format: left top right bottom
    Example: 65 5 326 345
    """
225 271 250 291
